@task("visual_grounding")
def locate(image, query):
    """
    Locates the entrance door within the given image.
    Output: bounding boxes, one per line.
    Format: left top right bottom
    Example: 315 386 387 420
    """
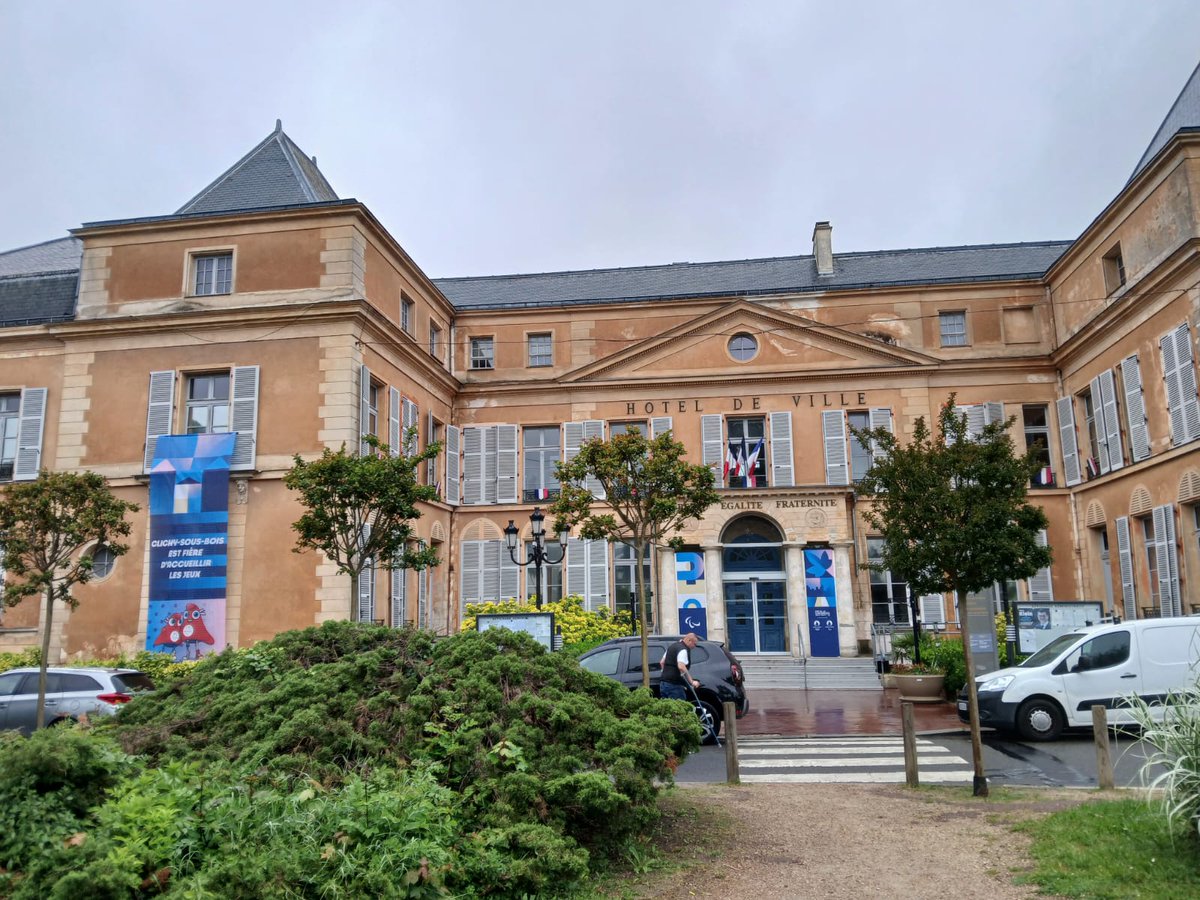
723 580 788 654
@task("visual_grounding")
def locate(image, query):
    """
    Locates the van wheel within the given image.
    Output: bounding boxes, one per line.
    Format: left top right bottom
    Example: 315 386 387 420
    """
1016 699 1064 741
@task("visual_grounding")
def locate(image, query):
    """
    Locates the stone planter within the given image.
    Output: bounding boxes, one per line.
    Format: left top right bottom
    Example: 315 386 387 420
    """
892 672 946 703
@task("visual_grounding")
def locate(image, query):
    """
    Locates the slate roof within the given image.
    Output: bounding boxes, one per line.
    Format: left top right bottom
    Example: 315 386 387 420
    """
176 121 338 215
1130 61 1200 183
0 236 83 278
434 241 1072 310
0 272 78 326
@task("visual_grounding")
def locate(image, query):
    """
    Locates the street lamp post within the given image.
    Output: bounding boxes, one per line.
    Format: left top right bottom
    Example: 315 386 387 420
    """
503 507 568 609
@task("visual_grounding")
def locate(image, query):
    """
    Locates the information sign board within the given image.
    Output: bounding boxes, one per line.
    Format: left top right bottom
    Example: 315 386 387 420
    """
476 612 556 650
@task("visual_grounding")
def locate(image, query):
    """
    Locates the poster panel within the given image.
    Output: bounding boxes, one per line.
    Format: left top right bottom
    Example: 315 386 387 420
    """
145 433 236 660
804 547 839 657
1016 601 1105 654
675 548 708 639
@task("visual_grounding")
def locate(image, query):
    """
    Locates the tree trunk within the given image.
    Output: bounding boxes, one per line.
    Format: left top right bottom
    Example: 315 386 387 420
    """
957 588 988 797
36 587 54 731
633 538 650 689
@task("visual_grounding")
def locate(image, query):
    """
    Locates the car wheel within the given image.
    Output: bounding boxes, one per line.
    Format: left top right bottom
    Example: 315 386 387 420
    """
699 700 723 745
1016 698 1064 741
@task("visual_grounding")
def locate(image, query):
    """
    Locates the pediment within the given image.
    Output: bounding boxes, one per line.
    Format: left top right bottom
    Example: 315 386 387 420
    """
562 300 935 383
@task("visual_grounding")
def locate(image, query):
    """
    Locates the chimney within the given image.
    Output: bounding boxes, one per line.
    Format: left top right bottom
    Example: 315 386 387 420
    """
813 221 833 276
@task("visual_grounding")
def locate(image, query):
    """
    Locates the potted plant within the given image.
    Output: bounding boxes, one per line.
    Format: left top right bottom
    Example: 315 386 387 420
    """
887 633 961 702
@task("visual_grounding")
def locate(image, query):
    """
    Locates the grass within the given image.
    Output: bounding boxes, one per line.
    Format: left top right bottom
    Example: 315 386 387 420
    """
1016 796 1200 899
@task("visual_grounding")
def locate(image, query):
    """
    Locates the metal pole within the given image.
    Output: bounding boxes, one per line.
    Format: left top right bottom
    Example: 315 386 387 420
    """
533 545 544 610
1000 580 1016 667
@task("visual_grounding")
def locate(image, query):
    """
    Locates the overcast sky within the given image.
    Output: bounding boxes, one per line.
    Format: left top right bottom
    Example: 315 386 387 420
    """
2 2 1199 278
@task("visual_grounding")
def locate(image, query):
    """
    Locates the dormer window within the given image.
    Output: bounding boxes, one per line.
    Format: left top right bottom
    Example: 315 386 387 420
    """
193 252 233 296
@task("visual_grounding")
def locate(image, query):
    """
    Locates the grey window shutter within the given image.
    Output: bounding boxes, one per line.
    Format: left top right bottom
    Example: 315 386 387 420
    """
583 420 605 498
1056 397 1082 486
701 414 724 483
462 427 483 505
1089 374 1111 474
1097 369 1124 472
1153 504 1181 617
427 410 436 485
496 424 518 503
1122 354 1151 462
1173 324 1200 442
357 533 375 624
229 366 259 471
498 539 520 601
983 402 1005 428
403 398 419 456
389 387 401 456
566 537 586 600
446 425 461 504
358 364 371 456
460 540 481 608
588 538 609 613
417 542 429 628
563 421 584 466
14 387 47 481
1160 328 1184 444
965 405 986 440
822 410 849 485
1027 530 1053 601
144 370 176 473
650 416 673 438
769 411 794 487
868 407 894 465
1115 516 1136 620
390 556 407 627
482 540 501 601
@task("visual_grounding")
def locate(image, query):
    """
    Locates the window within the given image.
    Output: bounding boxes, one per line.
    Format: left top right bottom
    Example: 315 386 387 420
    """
428 420 443 489
1071 631 1131 671
728 333 758 361
401 295 414 334
1141 517 1160 613
939 311 967 347
470 337 494 370
365 382 380 439
0 393 19 481
610 421 648 437
580 648 620 676
193 252 232 296
185 373 230 435
847 411 872 482
522 426 561 502
613 543 651 621
1081 389 1102 477
88 545 116 580
1023 405 1054 487
867 537 909 624
429 323 441 360
528 333 553 367
726 416 766 489
527 539 563 604
1102 244 1126 295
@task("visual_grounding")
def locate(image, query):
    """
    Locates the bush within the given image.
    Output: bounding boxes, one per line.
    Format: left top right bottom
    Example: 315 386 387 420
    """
0 646 40 672
1128 675 1200 838
462 593 634 646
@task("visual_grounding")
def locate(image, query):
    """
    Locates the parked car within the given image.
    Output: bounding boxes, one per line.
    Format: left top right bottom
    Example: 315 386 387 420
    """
0 667 155 735
958 617 1200 741
579 635 749 738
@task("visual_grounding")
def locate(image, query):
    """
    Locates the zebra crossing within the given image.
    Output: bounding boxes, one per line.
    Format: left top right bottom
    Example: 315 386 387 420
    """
737 736 974 784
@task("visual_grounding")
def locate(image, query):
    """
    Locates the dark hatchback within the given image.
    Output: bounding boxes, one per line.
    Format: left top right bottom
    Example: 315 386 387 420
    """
579 636 749 736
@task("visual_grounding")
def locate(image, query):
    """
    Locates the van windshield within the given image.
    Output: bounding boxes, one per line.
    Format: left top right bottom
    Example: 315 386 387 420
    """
1019 633 1085 668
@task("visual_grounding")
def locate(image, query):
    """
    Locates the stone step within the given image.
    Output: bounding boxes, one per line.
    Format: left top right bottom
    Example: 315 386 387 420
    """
739 656 882 691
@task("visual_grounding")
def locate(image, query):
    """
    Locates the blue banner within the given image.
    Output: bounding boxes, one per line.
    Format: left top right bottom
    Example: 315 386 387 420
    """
804 548 840 657
145 433 236 659
675 548 708 639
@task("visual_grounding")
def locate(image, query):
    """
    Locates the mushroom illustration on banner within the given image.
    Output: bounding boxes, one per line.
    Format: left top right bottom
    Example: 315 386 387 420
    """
180 603 216 659
152 612 185 656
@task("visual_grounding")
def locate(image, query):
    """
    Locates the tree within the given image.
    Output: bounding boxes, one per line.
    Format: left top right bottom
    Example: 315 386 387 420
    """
853 396 1051 796
0 470 139 729
284 434 441 602
551 429 719 687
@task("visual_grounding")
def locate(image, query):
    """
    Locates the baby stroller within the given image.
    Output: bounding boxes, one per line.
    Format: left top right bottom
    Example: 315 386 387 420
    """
682 678 721 747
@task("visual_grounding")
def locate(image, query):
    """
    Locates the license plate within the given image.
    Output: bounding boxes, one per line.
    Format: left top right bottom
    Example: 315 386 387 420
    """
957 700 968 712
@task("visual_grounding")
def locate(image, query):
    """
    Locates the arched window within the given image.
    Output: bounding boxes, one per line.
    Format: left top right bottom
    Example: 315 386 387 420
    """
721 516 784 573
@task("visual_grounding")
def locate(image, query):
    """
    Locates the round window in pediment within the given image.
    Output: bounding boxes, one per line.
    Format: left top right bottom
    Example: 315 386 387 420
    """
728 332 758 362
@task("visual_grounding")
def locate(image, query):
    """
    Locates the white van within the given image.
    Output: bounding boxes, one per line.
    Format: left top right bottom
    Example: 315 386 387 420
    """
957 618 1200 741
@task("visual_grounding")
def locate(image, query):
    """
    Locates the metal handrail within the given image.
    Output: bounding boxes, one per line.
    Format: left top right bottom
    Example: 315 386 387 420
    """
795 623 808 689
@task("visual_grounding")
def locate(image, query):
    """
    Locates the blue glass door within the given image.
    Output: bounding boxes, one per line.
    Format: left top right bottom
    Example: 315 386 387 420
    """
724 582 755 654
756 580 787 652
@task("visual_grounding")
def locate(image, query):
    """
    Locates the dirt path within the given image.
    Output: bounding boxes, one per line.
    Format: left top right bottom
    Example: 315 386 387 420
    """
631 783 1086 899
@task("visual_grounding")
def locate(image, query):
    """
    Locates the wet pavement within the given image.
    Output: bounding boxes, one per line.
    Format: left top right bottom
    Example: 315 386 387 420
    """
735 687 964 737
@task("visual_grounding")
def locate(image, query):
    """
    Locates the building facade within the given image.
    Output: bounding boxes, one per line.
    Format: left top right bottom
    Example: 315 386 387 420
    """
2 64 1200 662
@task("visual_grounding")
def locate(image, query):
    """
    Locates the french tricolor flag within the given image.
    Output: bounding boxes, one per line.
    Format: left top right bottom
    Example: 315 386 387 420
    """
533 487 552 500
743 437 765 487
1035 466 1054 487
724 445 740 485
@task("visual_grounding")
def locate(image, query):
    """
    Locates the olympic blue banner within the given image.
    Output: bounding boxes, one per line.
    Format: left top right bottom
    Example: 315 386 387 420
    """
675 548 708 639
804 547 840 657
145 433 236 659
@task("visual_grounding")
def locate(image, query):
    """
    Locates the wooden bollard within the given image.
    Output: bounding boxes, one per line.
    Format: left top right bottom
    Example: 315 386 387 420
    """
902 701 919 788
723 701 740 784
1092 705 1115 790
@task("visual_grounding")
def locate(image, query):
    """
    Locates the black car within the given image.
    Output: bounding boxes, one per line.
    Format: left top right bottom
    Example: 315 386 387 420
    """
579 636 749 737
